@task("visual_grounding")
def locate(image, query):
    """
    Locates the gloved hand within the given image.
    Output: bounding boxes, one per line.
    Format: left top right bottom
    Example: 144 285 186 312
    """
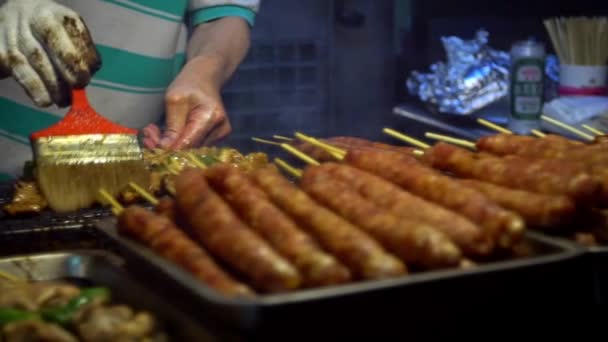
0 0 101 107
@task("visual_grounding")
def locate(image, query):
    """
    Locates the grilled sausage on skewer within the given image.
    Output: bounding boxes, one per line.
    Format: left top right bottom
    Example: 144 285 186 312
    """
118 206 254 297
251 166 407 280
458 179 576 228
316 163 491 256
175 169 301 293
344 149 525 249
301 166 463 269
204 165 352 287
423 142 600 204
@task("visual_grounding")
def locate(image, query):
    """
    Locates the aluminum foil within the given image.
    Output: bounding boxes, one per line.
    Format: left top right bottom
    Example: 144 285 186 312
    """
407 30 510 115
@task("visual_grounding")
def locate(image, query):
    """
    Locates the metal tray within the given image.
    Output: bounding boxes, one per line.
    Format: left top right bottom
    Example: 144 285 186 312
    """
95 218 588 338
0 250 220 341
581 246 608 305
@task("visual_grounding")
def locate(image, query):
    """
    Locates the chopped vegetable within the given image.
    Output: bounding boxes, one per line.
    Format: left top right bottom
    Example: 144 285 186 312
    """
0 308 39 325
41 287 110 326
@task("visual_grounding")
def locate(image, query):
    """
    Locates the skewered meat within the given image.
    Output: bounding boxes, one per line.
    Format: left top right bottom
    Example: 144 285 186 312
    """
76 305 166 342
476 133 582 157
301 166 463 269
204 164 352 287
251 165 407 279
4 148 269 215
344 148 525 249
118 205 254 296
3 181 48 216
0 282 80 312
423 142 600 204
314 163 491 256
3 320 79 342
0 282 167 342
153 198 177 222
175 169 301 293
458 179 576 228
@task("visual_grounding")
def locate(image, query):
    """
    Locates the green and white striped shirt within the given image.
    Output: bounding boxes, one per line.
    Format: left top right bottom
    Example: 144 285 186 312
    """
0 0 258 181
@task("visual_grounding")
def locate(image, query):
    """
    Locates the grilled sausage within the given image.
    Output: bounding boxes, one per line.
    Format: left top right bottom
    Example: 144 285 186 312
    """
251 165 407 280
316 163 491 256
175 168 301 293
458 179 576 228
423 142 600 204
345 148 525 249
118 206 254 297
204 165 352 287
301 166 462 269
154 197 177 221
476 133 582 157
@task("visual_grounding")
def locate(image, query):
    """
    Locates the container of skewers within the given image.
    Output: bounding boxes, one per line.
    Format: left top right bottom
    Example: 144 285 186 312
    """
544 17 608 97
80 131 592 337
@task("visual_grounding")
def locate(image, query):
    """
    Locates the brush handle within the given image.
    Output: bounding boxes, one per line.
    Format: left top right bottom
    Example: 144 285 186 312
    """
31 88 137 139
70 88 91 111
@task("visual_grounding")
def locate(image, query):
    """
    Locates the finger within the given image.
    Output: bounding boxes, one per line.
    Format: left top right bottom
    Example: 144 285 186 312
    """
56 9 101 78
160 92 190 148
0 12 8 79
19 19 68 107
0 26 11 79
31 11 91 87
143 124 162 147
3 19 51 106
170 105 224 150
143 137 157 149
201 119 232 146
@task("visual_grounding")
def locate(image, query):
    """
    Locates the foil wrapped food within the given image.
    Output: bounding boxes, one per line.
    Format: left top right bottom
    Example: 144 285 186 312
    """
407 30 510 115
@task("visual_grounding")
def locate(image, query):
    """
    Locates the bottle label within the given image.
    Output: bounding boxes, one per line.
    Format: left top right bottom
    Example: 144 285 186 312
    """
510 58 544 120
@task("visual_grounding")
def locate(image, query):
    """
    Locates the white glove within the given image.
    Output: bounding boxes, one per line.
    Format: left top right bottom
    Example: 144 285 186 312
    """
0 0 101 107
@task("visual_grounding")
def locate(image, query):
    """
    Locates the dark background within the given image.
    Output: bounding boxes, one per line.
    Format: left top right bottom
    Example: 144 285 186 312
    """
220 0 608 152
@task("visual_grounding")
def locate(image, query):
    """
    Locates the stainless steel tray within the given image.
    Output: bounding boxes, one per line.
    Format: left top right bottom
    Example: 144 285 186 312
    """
0 250 219 341
95 217 587 338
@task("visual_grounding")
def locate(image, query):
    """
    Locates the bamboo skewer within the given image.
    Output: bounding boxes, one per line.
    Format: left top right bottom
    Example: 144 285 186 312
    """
582 124 605 136
274 158 303 178
99 188 124 215
477 119 513 134
294 132 346 159
128 182 159 206
541 115 595 141
531 130 547 138
273 135 294 141
280 143 321 166
383 128 430 149
425 132 477 150
252 137 282 146
544 17 608 66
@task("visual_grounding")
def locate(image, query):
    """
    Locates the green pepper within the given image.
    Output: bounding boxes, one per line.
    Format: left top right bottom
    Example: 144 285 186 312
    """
199 154 220 166
0 308 39 325
41 287 110 326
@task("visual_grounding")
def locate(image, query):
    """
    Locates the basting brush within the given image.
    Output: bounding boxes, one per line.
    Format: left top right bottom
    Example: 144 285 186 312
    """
30 88 149 212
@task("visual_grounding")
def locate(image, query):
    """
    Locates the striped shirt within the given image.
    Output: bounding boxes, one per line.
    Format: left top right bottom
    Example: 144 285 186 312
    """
0 0 258 181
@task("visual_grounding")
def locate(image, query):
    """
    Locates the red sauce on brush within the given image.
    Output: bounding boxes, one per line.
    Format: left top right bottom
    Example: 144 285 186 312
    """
31 88 137 139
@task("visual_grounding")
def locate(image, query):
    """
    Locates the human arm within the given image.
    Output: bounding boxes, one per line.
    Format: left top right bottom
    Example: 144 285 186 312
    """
143 2 258 149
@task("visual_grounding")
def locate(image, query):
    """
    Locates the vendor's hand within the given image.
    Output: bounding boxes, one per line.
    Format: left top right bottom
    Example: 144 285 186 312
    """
0 0 101 107
143 56 232 150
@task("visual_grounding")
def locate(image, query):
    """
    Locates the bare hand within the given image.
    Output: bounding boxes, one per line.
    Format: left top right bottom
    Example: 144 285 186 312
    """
143 56 231 150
